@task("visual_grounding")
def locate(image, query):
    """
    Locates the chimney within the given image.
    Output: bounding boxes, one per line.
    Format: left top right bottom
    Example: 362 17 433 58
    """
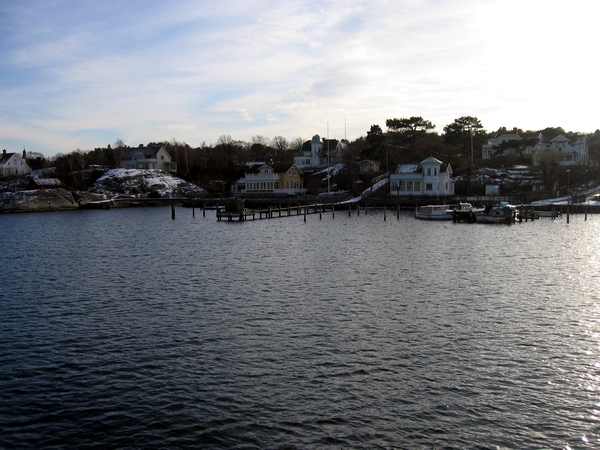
2 149 6 156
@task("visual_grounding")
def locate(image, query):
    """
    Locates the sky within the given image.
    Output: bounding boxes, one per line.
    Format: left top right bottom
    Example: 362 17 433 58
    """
1 0 597 157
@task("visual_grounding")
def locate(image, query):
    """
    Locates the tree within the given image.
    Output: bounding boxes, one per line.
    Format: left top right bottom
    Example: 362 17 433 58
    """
385 116 435 159
492 137 538 159
271 136 288 158
443 116 486 164
366 124 385 163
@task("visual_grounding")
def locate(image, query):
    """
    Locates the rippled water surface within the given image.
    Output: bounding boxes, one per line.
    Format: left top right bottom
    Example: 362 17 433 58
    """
2 206 600 448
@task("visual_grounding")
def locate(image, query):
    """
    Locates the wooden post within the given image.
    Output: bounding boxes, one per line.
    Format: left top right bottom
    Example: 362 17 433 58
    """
171 205 175 220
192 205 195 217
304 204 307 222
332 203 335 219
348 204 351 216
203 203 206 217
397 204 400 220
384 205 387 221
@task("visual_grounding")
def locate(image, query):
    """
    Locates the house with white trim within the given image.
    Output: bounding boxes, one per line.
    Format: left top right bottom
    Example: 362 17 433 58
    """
294 135 341 169
0 149 31 177
232 162 306 196
533 134 588 166
120 145 177 173
390 156 454 196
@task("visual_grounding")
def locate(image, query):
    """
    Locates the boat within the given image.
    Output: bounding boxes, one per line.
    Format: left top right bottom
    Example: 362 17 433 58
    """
534 209 561 218
415 204 453 220
476 203 517 224
415 203 483 221
451 203 485 223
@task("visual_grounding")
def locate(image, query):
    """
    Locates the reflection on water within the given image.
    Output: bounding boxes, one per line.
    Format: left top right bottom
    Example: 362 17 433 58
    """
1 207 600 448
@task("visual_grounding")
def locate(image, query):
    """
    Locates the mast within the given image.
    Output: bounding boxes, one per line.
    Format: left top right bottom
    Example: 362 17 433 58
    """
327 122 330 195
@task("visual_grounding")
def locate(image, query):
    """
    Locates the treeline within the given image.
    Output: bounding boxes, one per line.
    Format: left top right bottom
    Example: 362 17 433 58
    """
25 116 600 195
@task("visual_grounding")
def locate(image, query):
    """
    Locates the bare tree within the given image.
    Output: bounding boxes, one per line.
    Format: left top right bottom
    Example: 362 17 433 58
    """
272 136 288 156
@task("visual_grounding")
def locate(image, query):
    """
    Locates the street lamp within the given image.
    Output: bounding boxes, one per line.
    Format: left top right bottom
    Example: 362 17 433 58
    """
566 169 570 205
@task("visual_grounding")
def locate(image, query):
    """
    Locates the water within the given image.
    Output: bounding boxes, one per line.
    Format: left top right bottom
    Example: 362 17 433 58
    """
1 207 600 448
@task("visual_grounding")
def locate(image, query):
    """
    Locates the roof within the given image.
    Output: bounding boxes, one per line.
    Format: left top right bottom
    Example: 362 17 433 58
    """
120 145 168 161
0 152 18 164
395 164 421 174
31 178 63 186
420 156 443 165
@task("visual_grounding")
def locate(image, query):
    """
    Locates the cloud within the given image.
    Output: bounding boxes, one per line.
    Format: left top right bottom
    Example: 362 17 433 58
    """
0 0 597 156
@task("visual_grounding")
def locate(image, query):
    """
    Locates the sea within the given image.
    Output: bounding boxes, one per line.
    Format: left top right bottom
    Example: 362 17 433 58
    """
1 206 599 449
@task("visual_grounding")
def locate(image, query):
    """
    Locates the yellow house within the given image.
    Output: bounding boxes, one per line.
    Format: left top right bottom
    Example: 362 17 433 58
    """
359 159 380 173
242 162 305 196
279 163 304 193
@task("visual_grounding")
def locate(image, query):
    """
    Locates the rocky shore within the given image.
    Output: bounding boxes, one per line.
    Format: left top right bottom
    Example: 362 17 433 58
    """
0 168 206 213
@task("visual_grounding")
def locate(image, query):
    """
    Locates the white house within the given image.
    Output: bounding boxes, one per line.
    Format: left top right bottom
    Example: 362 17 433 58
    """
390 156 454 196
482 133 524 160
533 134 588 166
294 135 341 169
0 149 31 177
120 145 177 173
483 132 589 166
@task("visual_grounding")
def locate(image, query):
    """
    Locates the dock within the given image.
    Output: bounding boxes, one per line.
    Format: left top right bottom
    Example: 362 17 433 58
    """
216 200 330 221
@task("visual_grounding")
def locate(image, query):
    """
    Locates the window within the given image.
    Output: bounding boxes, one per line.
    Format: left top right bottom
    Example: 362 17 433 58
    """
161 155 164 160
434 168 437 175
414 181 421 192
427 168 431 175
425 183 433 191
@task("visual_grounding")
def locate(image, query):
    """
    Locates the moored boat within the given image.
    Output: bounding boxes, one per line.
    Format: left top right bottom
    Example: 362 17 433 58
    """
415 204 453 220
476 203 517 224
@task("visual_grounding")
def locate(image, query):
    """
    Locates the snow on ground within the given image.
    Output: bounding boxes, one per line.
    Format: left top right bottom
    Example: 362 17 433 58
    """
529 185 600 206
92 169 204 198
314 163 344 180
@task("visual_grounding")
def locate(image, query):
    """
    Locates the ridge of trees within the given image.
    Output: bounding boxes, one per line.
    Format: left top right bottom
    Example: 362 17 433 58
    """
23 118 600 196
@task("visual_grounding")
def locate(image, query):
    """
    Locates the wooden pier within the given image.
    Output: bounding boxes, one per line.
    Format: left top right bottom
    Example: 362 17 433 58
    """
216 201 330 221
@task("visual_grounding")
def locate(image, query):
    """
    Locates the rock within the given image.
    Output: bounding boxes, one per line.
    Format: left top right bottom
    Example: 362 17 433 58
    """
0 188 78 212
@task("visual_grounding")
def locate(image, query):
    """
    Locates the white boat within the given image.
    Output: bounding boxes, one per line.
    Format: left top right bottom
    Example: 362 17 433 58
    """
415 205 453 220
476 203 517 224
534 209 561 218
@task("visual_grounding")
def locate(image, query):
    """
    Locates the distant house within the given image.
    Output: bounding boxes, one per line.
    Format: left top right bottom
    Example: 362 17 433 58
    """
232 162 305 196
120 145 177 173
482 133 525 160
358 160 380 173
389 156 454 196
294 134 341 169
533 134 588 166
0 149 31 177
483 131 589 166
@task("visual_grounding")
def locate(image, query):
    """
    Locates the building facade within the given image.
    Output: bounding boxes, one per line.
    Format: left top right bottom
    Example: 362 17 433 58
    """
390 156 454 196
232 163 305 196
0 149 31 177
120 146 177 173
